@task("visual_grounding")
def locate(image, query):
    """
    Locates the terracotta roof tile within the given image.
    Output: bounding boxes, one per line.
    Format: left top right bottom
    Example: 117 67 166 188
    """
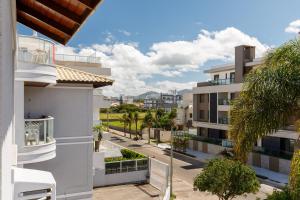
56 65 113 87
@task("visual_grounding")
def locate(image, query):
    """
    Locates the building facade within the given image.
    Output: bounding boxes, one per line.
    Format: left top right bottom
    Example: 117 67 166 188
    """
0 1 107 199
175 93 193 128
144 93 182 112
192 45 297 174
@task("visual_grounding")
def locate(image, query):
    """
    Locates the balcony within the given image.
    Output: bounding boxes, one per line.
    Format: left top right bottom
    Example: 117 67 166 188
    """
218 116 229 124
210 78 234 85
18 116 56 164
218 98 230 105
55 54 101 67
16 36 57 85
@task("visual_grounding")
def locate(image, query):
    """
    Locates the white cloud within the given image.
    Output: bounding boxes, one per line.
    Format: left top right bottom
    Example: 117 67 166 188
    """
119 30 131 36
285 19 300 34
57 27 269 97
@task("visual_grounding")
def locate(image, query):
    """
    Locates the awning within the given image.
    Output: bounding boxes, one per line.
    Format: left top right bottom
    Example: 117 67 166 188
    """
17 0 103 44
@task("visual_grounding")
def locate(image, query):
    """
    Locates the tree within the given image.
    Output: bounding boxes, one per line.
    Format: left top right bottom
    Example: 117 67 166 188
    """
290 149 300 199
143 110 153 144
128 112 134 138
229 39 300 199
93 124 104 152
194 159 260 200
134 111 139 140
121 113 129 137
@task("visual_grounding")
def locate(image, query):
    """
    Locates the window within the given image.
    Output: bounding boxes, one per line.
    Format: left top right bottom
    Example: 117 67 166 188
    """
199 110 205 119
214 74 219 80
230 72 235 82
189 113 192 118
199 94 206 103
199 127 206 136
230 93 235 100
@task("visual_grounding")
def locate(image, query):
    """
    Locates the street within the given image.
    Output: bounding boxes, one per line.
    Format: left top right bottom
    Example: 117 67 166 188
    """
107 132 275 200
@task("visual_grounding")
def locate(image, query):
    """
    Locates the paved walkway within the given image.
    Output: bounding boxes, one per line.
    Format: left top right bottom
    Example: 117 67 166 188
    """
93 184 160 200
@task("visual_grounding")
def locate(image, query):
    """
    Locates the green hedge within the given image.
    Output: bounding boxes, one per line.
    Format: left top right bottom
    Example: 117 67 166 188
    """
105 149 146 162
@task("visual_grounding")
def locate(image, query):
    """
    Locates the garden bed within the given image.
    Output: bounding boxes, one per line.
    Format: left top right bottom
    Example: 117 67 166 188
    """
105 149 146 162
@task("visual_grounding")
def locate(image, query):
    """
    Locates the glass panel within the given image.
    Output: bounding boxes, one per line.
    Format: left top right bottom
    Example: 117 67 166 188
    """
24 117 54 146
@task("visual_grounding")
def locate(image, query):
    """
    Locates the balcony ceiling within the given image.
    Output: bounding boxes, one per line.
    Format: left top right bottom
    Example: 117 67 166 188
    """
16 0 103 44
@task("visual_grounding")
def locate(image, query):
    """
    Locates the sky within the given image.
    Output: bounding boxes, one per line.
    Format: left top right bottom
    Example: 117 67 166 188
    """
18 0 300 97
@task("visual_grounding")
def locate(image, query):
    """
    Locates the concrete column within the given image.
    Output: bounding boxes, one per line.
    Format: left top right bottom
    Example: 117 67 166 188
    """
257 139 262 147
0 0 16 199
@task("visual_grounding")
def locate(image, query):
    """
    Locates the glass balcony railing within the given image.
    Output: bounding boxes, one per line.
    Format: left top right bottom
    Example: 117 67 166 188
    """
218 116 229 124
18 48 52 65
18 35 54 65
24 116 54 146
222 139 233 148
218 98 230 105
210 78 234 85
55 54 101 64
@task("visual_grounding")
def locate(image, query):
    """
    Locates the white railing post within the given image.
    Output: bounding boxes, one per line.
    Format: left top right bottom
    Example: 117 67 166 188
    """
44 120 47 143
120 160 122 173
135 160 138 171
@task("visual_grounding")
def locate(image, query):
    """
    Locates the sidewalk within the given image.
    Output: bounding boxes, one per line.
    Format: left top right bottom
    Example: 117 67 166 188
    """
185 147 288 187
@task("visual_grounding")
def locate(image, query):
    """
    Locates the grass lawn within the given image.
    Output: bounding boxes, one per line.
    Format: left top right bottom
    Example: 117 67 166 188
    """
100 112 147 120
104 119 144 130
100 112 156 130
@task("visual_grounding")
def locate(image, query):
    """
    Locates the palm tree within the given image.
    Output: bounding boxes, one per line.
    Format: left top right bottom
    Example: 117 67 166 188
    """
121 113 128 137
134 112 139 139
143 110 154 144
128 112 134 139
229 39 300 198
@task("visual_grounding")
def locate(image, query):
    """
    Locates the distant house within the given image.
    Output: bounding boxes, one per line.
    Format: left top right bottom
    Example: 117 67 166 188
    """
144 93 182 112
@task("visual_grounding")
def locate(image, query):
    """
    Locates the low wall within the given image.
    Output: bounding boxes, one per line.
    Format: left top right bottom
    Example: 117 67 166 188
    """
188 139 227 154
142 128 171 142
247 152 291 174
93 168 148 187
188 139 291 174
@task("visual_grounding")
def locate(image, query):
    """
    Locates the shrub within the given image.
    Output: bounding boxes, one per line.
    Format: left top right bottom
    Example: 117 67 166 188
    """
105 149 146 162
194 158 260 200
266 188 292 200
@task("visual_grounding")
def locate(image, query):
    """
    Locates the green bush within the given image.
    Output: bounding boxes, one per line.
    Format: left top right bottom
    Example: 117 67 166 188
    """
105 149 146 162
266 188 292 200
194 158 260 200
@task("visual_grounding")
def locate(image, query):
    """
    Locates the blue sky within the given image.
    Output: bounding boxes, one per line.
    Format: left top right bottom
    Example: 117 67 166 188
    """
18 0 300 96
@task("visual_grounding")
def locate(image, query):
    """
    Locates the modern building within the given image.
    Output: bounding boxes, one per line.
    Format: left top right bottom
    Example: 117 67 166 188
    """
175 93 193 129
0 0 108 199
144 93 182 112
120 95 134 105
192 45 297 174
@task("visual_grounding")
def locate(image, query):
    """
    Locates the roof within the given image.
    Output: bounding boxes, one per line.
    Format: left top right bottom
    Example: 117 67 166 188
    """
56 65 113 88
204 58 264 74
17 0 103 45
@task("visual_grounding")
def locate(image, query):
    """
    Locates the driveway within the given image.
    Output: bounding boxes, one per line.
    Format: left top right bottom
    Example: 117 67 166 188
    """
93 184 160 200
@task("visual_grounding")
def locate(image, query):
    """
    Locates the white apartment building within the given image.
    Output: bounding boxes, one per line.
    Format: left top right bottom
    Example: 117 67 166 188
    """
54 43 113 125
175 93 193 128
192 45 296 174
0 0 108 199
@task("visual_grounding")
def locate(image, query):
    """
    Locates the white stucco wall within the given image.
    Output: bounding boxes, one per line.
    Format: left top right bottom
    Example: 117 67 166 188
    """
0 0 16 199
23 86 94 200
